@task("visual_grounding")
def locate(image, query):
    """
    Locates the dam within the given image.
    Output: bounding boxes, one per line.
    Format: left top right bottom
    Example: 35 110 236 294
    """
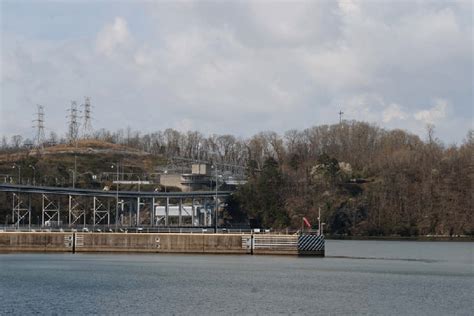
0 184 325 256
0 232 325 256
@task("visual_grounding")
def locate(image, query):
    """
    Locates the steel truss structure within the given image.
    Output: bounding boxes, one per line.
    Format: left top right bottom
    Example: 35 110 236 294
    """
3 184 230 229
93 197 110 226
42 194 60 227
69 195 86 226
12 193 30 227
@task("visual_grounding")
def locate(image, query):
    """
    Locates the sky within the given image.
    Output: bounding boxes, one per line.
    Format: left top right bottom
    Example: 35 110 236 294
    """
0 0 472 144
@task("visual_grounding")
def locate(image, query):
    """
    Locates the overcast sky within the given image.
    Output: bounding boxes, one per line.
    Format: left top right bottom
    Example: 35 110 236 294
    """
1 0 472 144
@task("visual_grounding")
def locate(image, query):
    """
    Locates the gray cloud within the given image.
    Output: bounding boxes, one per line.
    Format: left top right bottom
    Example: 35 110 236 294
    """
1 0 472 143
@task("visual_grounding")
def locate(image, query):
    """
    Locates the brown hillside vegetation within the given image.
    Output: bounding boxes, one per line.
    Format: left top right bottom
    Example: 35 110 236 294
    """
0 139 149 163
1 122 472 236
0 140 166 188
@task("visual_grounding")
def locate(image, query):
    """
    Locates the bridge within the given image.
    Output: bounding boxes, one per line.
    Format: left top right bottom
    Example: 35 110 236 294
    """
0 184 232 230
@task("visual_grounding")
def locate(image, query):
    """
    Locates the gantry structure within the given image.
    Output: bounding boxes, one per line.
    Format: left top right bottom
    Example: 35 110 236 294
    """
1 184 231 230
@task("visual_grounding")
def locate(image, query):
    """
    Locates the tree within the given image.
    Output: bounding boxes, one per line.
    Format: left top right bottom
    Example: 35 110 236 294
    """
11 135 23 148
235 157 289 228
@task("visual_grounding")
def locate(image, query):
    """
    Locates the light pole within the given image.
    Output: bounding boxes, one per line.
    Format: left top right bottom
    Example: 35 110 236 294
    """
74 154 77 189
111 163 119 231
318 207 321 236
12 164 21 184
68 169 76 189
119 200 125 226
163 170 167 193
197 142 201 161
215 166 217 233
29 165 36 186
212 165 221 233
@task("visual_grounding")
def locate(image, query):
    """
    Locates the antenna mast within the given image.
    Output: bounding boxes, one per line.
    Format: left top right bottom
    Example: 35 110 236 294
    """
338 110 344 124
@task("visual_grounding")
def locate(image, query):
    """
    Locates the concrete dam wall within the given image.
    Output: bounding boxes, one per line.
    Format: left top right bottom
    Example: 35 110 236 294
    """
0 232 324 256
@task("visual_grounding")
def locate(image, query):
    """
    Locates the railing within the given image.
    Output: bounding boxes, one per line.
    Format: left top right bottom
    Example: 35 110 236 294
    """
0 225 255 234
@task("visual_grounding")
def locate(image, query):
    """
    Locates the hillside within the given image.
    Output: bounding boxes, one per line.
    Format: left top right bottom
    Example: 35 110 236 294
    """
1 122 472 236
0 140 166 189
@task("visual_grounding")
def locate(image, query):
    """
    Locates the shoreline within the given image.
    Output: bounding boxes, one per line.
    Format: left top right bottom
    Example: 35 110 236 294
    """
326 235 474 242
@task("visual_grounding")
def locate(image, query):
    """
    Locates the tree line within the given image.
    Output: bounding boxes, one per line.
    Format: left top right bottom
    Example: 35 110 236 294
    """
1 121 472 236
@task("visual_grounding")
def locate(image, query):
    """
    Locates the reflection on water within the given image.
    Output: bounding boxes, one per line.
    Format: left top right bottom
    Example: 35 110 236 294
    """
0 240 472 315
326 255 439 263
326 239 473 264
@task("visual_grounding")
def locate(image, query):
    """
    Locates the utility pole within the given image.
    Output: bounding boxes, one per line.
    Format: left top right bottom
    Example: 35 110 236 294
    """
214 164 219 233
73 155 77 189
338 110 344 124
12 164 21 184
318 207 321 236
111 163 119 231
29 165 36 186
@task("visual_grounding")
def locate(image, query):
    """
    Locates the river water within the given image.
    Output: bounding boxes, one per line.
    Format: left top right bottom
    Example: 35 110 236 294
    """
0 240 472 315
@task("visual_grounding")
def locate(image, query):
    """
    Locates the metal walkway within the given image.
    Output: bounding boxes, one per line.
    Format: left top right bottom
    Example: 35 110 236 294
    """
0 184 231 198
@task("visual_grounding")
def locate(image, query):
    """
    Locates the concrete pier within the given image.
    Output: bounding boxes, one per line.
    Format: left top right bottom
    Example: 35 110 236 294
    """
0 232 71 252
0 232 325 256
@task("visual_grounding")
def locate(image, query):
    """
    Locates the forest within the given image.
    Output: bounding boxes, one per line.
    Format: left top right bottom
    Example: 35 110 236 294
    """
1 121 472 236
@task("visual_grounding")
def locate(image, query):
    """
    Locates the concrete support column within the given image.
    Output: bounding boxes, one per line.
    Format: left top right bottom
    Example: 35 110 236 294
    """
58 200 61 227
204 198 208 226
107 199 111 226
11 193 15 226
93 196 97 227
165 197 169 226
151 198 156 227
192 198 195 227
178 198 182 226
41 194 45 227
208 199 212 226
129 200 132 227
68 195 72 226
28 195 31 230
137 197 140 227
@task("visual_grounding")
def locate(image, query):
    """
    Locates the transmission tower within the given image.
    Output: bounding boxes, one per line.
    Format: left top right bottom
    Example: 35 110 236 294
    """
338 110 344 124
32 105 46 149
67 101 80 145
82 97 93 138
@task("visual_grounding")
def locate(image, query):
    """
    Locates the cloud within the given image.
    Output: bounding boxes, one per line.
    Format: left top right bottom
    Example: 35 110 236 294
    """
1 2 472 143
96 17 131 57
337 0 361 16
383 104 406 123
414 99 449 124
